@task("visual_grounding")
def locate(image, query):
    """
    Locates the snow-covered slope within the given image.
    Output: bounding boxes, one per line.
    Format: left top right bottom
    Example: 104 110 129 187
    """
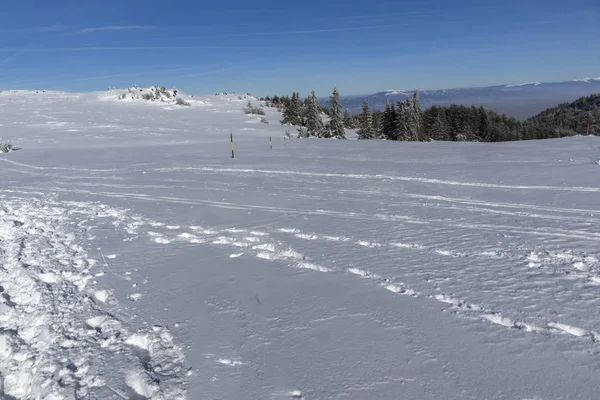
2 90 600 399
504 81 542 88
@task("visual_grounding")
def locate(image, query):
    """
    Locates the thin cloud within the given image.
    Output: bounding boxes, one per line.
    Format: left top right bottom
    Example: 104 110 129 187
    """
326 6 505 22
0 20 64 67
155 23 411 42
81 25 158 34
0 45 234 52
231 24 403 36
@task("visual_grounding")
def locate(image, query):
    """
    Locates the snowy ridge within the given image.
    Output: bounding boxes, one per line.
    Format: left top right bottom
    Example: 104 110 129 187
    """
0 196 187 399
504 81 542 88
572 77 600 83
383 90 411 96
345 75 600 118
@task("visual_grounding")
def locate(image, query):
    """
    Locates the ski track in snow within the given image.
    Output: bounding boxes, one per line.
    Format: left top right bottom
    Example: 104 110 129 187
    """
3 194 577 379
0 196 187 399
20 182 600 244
2 194 595 372
3 170 600 377
159 166 600 193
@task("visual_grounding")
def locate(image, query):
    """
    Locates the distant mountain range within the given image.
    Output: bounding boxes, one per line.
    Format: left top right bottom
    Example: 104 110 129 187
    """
339 78 600 120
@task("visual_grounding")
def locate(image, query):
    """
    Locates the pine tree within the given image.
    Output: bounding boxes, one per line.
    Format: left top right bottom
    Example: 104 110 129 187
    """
327 87 346 139
388 103 398 140
305 91 324 137
372 111 382 138
422 105 447 141
343 110 355 129
281 92 303 126
358 101 376 140
381 103 393 140
411 90 423 141
395 101 412 141
301 96 311 126
430 111 449 141
477 106 490 141
293 92 304 125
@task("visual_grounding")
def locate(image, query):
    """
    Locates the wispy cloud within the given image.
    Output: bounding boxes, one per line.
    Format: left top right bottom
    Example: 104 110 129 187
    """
323 6 505 22
156 23 410 42
80 25 158 34
229 24 403 36
0 20 65 67
0 45 233 52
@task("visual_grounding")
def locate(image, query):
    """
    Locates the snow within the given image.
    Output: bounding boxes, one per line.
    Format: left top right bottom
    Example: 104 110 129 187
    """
573 77 600 83
383 90 411 96
129 293 143 301
94 289 110 303
504 81 542 87
2 89 600 399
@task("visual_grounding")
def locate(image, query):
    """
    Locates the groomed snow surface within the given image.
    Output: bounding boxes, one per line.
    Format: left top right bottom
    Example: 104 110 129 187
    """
1 89 600 399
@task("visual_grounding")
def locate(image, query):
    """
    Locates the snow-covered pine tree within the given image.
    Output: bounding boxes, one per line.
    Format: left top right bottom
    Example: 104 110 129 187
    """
381 103 396 140
372 111 382 138
381 103 390 139
281 92 303 126
293 92 305 125
395 101 410 141
280 95 294 125
478 106 491 141
327 87 346 139
302 96 311 127
323 121 331 138
430 111 449 141
358 101 376 139
397 98 420 141
305 91 324 137
412 90 422 141
343 110 355 129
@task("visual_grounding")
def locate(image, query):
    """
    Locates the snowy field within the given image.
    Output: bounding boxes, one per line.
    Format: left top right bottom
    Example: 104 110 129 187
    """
2 89 600 399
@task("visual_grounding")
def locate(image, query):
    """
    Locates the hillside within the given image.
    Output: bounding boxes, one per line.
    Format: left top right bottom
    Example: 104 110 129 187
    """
338 77 600 119
527 93 600 136
2 90 600 399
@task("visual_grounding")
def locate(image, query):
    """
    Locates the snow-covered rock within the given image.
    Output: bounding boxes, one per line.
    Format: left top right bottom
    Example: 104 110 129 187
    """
104 85 191 106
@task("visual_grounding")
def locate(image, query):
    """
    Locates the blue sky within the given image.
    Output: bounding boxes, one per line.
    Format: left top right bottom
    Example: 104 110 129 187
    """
0 0 598 96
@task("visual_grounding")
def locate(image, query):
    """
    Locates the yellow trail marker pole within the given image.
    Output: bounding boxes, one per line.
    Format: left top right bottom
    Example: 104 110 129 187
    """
230 132 235 159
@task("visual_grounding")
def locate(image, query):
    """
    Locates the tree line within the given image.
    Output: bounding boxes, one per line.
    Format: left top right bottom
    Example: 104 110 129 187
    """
527 94 599 137
262 89 350 139
260 90 599 141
